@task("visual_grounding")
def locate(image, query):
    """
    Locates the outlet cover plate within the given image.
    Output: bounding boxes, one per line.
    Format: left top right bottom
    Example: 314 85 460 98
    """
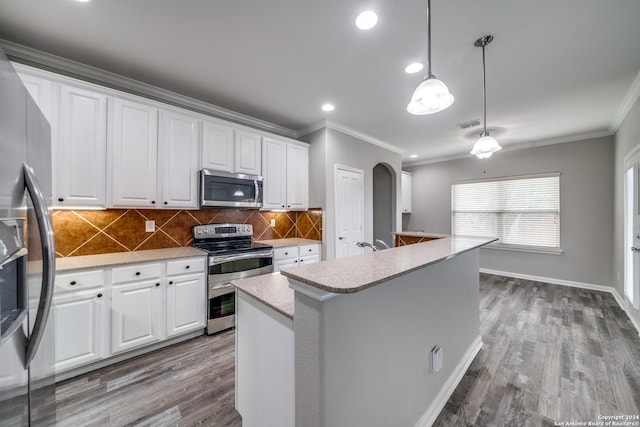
145 220 155 232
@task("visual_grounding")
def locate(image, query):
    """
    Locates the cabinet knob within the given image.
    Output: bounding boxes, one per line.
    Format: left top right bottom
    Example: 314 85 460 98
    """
308 248 312 252
281 205 285 208
164 201 168 205
58 197 64 202
151 200 156 204
294 260 298 263
97 293 103 298
70 280 76 286
155 283 160 287
135 272 141 276
284 252 288 255
169 281 173 285
185 265 190 269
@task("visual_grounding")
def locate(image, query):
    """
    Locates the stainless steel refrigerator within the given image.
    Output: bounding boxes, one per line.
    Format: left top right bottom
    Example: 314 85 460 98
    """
0 47 57 426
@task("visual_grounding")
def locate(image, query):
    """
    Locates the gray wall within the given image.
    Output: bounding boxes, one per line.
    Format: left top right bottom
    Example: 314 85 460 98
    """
373 163 394 246
614 96 640 328
301 127 402 260
405 136 614 286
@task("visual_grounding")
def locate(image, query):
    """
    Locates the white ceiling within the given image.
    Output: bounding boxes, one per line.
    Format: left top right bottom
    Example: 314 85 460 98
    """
1 0 639 163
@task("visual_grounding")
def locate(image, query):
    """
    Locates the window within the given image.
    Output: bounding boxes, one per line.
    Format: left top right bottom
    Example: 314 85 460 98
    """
451 173 560 252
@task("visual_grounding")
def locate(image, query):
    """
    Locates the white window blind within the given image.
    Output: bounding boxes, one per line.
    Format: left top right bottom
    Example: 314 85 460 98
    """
451 173 560 251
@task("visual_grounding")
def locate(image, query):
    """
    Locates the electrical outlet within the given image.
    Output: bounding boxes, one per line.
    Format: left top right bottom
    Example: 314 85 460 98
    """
270 219 276 227
431 345 443 372
145 220 155 232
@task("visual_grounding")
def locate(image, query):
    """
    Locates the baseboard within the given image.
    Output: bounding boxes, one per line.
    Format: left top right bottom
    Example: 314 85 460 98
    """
480 268 640 337
414 335 483 427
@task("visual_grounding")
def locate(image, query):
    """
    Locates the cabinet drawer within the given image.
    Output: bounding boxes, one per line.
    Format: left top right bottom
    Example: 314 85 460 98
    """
56 270 105 293
274 246 299 260
166 257 205 276
112 263 162 284
299 244 320 257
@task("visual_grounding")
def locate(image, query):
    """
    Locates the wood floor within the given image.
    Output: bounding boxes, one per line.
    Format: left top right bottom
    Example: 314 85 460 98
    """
55 274 640 426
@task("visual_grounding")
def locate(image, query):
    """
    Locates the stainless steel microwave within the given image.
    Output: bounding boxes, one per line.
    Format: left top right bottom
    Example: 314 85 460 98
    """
199 169 263 208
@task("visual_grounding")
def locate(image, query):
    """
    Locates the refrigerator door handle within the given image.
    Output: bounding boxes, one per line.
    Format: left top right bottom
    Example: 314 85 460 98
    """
23 163 56 368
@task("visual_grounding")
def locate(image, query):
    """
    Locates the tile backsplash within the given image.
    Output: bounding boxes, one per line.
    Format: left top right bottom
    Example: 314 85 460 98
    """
52 208 322 258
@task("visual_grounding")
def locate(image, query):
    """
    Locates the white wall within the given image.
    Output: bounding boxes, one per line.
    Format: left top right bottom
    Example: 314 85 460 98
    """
405 136 615 287
614 95 640 328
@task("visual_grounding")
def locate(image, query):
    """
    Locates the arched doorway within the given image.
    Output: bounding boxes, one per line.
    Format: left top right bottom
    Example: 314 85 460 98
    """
373 163 396 248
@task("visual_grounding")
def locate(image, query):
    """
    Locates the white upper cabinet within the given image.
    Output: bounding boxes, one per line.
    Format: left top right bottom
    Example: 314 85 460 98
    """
18 72 54 124
201 119 234 172
262 138 287 209
159 109 199 208
109 97 159 208
401 171 412 214
286 143 309 210
234 130 262 176
262 138 308 211
56 84 108 208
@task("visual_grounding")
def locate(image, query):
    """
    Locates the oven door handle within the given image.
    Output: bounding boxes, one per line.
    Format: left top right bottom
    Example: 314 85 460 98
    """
211 250 273 265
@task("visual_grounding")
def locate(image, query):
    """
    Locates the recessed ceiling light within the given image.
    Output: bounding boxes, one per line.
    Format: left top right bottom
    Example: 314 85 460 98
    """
409 154 418 158
355 11 378 30
322 104 335 112
74 0 90 2
404 63 424 74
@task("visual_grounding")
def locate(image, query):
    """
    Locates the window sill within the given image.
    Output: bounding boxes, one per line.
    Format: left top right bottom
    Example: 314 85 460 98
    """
482 244 563 255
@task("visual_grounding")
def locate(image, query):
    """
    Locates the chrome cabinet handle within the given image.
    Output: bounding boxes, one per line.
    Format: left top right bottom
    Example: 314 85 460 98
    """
23 163 56 368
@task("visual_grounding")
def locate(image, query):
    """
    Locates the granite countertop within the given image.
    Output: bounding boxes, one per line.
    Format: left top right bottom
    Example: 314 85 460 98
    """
392 231 450 238
233 272 294 319
257 238 321 248
55 247 207 272
280 236 497 294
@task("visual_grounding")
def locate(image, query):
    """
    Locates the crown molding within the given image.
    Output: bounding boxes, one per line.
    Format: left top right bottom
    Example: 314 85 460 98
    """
611 69 640 132
297 119 404 155
0 39 298 138
403 129 615 167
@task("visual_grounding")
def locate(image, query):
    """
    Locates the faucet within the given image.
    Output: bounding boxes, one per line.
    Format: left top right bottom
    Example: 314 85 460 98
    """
355 241 379 251
375 239 390 250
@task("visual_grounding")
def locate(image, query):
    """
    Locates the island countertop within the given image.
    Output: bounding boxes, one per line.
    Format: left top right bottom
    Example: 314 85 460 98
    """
233 272 295 319
280 235 496 294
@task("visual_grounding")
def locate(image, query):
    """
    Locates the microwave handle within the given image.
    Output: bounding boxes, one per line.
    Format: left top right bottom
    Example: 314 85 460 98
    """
255 179 260 204
23 163 56 368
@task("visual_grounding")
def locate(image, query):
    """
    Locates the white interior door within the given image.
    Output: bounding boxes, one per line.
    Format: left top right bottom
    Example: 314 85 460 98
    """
625 149 640 310
335 165 364 259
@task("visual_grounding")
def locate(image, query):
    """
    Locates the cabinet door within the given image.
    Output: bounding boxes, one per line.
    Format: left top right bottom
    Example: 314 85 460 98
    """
234 130 262 175
56 84 108 208
109 97 159 208
18 72 54 123
159 109 199 208
111 279 162 354
53 289 107 372
401 172 412 213
262 137 287 209
299 254 320 266
166 273 205 337
273 259 299 272
286 143 309 210
201 119 234 172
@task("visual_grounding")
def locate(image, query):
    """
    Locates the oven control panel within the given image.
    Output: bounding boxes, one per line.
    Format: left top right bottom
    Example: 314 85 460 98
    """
193 223 253 238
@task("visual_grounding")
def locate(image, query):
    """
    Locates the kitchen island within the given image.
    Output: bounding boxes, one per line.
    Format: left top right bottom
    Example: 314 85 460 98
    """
233 235 496 427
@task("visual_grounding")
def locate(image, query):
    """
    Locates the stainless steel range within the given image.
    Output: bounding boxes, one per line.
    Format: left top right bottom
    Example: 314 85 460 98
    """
193 223 273 334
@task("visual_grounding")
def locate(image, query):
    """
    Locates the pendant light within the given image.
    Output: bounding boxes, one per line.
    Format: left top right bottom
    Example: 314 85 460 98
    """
470 35 502 159
407 0 454 115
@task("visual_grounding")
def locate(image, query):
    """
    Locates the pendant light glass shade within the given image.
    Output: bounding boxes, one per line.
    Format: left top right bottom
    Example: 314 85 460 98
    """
407 0 453 115
407 75 454 115
470 133 501 159
471 35 501 159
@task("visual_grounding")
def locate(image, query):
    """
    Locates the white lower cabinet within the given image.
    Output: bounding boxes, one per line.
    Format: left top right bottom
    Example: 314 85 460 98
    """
52 255 206 373
111 278 163 354
166 274 205 337
273 243 321 272
53 288 107 372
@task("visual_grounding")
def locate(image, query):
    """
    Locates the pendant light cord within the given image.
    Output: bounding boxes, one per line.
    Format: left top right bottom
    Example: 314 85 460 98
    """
482 42 487 136
426 0 432 78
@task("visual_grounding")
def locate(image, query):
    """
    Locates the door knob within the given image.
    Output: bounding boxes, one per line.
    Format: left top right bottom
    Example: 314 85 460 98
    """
338 236 346 240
